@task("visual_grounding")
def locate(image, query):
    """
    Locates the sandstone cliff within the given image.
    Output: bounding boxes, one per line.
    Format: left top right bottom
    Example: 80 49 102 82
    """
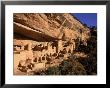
14 13 90 43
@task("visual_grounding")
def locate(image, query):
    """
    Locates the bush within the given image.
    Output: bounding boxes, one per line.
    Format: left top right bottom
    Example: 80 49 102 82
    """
45 66 61 75
59 59 87 75
45 59 87 75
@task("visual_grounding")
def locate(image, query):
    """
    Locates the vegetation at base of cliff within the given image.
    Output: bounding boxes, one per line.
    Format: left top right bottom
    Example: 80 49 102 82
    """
45 59 86 75
74 27 97 75
33 58 86 75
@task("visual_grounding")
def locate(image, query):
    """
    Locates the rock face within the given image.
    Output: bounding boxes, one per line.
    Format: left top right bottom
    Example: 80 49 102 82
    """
13 13 96 75
14 13 90 42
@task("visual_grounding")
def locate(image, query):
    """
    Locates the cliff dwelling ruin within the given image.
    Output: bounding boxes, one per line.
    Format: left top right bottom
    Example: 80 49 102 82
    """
13 13 97 75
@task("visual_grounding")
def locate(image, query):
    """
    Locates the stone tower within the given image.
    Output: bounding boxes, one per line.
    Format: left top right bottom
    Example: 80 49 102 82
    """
56 40 63 53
